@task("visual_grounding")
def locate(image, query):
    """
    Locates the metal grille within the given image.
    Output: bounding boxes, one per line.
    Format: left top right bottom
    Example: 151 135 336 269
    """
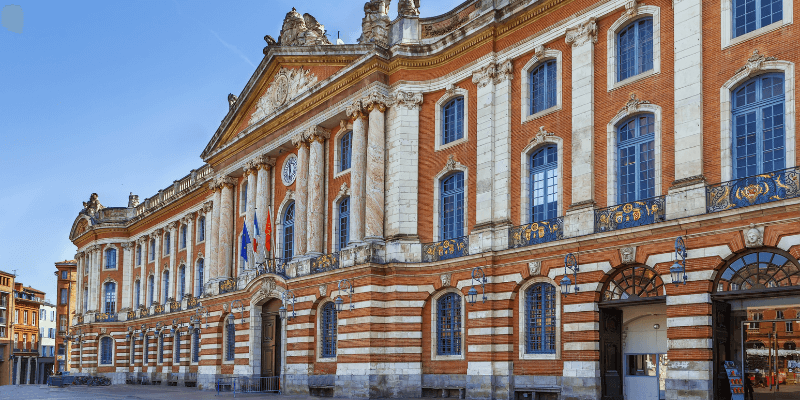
321 302 338 358
192 328 200 363
716 250 800 292
226 318 235 361
158 333 164 363
442 97 464 144
100 336 113 364
437 293 462 355
340 130 352 171
525 283 556 354
603 264 665 301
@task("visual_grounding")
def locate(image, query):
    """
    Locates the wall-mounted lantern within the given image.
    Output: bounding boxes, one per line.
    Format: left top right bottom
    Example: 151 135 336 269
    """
466 267 487 305
670 236 688 286
560 253 580 296
334 279 354 312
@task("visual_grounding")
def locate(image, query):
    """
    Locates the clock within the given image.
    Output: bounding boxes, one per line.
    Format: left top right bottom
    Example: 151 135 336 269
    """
282 154 298 186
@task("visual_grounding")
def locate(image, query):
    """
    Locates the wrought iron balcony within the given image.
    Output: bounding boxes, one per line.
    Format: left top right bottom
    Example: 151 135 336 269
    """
256 257 290 279
140 307 150 317
169 300 181 312
219 278 237 294
186 296 200 310
126 310 137 320
310 252 340 275
422 236 469 262
153 304 165 315
95 312 118 323
508 217 564 249
595 196 666 233
706 167 800 213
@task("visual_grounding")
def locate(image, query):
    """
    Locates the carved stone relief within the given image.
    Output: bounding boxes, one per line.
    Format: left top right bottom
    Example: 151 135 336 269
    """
360 0 391 47
82 193 104 216
278 8 332 47
528 261 542 276
393 91 423 109
735 50 778 77
440 273 452 287
620 246 636 264
251 68 319 124
319 284 327 297
530 126 555 146
620 93 652 115
744 223 764 248
565 17 598 47
398 0 420 17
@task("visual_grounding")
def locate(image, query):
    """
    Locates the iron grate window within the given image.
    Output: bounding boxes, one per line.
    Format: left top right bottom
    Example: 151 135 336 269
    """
617 17 654 82
226 318 235 361
617 114 655 203
338 198 350 251
130 339 136 365
192 328 200 363
734 0 782 38
283 203 295 260
340 131 353 171
158 333 164 363
321 302 338 358
100 337 113 365
529 145 558 222
732 73 785 179
197 259 205 296
525 283 557 354
440 172 465 240
104 282 116 314
442 97 464 145
530 60 557 114
144 336 149 365
437 293 462 355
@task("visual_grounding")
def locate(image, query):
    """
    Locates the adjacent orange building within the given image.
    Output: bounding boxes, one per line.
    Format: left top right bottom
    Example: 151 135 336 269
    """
54 260 77 373
0 270 14 386
11 283 45 385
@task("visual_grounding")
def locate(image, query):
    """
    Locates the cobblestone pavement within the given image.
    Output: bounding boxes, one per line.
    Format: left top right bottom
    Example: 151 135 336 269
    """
0 385 317 400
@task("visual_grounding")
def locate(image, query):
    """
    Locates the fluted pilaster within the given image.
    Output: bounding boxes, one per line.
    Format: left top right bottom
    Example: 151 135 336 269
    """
363 93 387 242
348 100 367 245
307 126 330 255
292 133 310 257
216 176 236 278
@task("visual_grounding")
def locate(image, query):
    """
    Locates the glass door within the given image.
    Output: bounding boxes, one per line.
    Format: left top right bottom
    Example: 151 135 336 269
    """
741 315 800 399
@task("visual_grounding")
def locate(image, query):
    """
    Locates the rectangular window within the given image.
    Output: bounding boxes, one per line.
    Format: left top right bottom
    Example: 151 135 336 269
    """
59 315 67 332
530 61 557 114
60 288 68 304
136 246 142 265
58 344 65 356
627 354 660 376
180 225 187 249
23 334 27 350
32 312 36 326
164 233 170 255
174 335 181 364
442 97 464 145
24 311 28 325
192 329 200 363
440 173 465 240
617 18 654 82
61 270 68 280
51 311 54 321
734 0 783 38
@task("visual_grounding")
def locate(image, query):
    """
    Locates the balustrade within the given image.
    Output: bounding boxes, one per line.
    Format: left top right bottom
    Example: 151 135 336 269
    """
595 196 666 233
422 236 469 262
126 310 137 320
707 166 800 213
508 217 564 249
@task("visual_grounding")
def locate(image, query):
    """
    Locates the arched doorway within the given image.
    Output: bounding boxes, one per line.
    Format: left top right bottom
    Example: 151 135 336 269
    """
260 298 282 378
712 248 800 400
599 264 667 400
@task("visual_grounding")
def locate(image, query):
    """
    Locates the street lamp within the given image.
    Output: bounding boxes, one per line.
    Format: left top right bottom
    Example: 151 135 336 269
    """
335 279 354 312
230 299 246 325
280 290 296 320
560 253 579 296
467 267 487 305
194 304 210 329
670 236 688 286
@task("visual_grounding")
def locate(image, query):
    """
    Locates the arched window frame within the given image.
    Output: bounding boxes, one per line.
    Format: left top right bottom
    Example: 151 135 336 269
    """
601 264 666 302
224 314 236 362
607 6 661 91
334 126 354 177
192 327 201 363
521 48 563 123
239 181 248 215
518 277 562 360
99 336 114 365
197 216 206 243
196 258 205 296
432 161 469 242
431 288 465 360
434 87 469 151
163 232 171 255
713 248 800 292
523 142 562 224
104 246 117 270
180 224 187 249
103 281 117 313
317 301 338 361
720 60 795 181
162 270 170 304
178 265 186 300
721 0 793 48
606 103 662 206
149 239 156 261
438 172 466 241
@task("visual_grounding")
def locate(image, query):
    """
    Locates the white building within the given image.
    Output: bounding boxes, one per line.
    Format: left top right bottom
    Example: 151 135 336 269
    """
37 302 56 383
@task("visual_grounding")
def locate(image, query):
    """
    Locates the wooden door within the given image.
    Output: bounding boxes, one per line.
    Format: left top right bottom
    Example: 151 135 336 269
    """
600 307 624 400
261 313 277 377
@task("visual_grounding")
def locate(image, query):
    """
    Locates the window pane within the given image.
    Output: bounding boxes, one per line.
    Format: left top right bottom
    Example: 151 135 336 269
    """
637 19 654 74
734 0 758 37
442 97 464 145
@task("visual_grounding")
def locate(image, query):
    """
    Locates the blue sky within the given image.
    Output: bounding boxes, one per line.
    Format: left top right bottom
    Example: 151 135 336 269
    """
0 1 463 301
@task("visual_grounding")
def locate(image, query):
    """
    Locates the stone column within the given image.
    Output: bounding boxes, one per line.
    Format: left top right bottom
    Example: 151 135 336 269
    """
207 183 220 283
256 157 276 254
306 126 330 256
472 63 497 239
75 252 85 315
168 222 179 300
564 18 598 237
347 100 367 245
292 133 310 256
385 92 422 248
244 161 258 244
121 242 134 310
667 0 707 220
138 236 147 308
363 93 387 243
184 213 194 298
87 246 99 312
216 176 236 278
492 61 514 250
151 229 161 305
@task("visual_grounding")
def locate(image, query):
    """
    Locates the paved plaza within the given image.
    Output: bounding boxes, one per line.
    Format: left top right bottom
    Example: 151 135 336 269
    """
0 385 318 400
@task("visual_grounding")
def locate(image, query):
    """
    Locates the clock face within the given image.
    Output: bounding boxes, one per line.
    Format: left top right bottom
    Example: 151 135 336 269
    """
282 154 298 186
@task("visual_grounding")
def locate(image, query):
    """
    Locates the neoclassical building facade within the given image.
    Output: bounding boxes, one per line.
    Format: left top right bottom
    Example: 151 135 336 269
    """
67 1 800 399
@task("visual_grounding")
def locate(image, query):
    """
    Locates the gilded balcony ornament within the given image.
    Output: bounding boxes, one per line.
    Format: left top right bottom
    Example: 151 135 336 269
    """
186 296 199 310
595 196 666 233
154 304 165 315
311 253 340 274
707 167 800 213
422 236 469 262
219 278 238 294
508 217 564 249
127 310 137 320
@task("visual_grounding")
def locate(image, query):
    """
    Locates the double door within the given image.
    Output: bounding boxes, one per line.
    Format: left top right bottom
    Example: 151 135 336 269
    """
260 312 281 378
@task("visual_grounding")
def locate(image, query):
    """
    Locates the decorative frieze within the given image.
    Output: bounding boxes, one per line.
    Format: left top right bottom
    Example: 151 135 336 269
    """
393 91 423 110
565 17 597 47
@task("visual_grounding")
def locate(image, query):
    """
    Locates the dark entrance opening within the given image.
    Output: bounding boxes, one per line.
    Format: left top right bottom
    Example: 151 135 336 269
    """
600 307 624 400
261 298 282 378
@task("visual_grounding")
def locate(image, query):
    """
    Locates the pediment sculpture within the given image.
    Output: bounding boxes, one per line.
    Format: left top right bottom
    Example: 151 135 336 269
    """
250 67 319 124
360 0 391 47
278 8 332 47
82 193 104 216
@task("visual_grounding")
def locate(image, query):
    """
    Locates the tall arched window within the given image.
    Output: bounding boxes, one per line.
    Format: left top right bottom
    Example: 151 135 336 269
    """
226 315 235 361
530 145 558 222
321 302 338 358
192 328 200 363
136 246 142 265
100 337 113 365
716 249 800 292
733 0 783 38
144 335 150 365
442 97 464 145
338 198 350 251
174 334 181 364
178 265 186 300
240 182 248 212
732 73 785 179
164 232 171 255
198 216 206 242
283 202 295 260
148 275 155 306
103 282 116 313
340 131 352 171
180 225 187 248
196 259 204 296
530 60 557 114
618 114 655 203
440 172 465 240
437 293 462 355
149 239 155 260
617 17 653 82
158 332 165 363
525 283 556 354
162 271 169 303
83 287 88 312
104 248 117 269
134 280 141 309
130 338 136 365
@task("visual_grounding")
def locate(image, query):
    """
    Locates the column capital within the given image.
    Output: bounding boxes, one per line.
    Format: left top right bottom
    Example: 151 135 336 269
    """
152 228 163 238
472 63 496 88
182 212 196 224
243 159 260 176
392 91 423 110
305 126 331 143
565 17 597 47
362 91 389 112
291 132 309 148
121 242 135 250
494 60 513 84
257 156 277 170
345 99 365 119
169 220 181 231
214 176 236 189
203 201 213 215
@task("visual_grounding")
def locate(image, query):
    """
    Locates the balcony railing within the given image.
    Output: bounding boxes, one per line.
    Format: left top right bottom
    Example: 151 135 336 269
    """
170 300 181 312
127 310 137 320
310 252 340 275
95 312 118 322
186 296 200 310
153 304 165 315
706 166 800 213
219 278 237 294
422 236 469 262
508 217 564 249
595 196 666 233
256 257 290 279
140 307 150 317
